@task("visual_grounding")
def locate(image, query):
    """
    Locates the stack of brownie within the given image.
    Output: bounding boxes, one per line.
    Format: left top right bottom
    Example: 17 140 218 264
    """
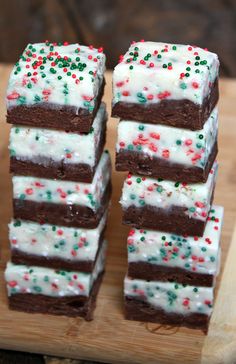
4 42 112 320
112 41 223 331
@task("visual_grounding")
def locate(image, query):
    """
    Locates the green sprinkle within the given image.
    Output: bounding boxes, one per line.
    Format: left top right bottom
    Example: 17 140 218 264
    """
130 194 136 200
136 177 142 183
180 82 187 90
138 124 145 131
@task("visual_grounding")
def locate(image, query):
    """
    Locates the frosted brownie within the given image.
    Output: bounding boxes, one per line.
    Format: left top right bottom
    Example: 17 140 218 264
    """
10 102 107 183
127 205 223 286
120 161 218 236
10 211 107 272
112 41 219 130
124 276 214 332
13 151 111 228
116 108 218 183
5 240 107 320
6 42 105 133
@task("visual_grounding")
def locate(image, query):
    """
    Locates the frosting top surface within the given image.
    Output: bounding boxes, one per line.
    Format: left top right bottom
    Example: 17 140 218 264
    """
7 42 106 110
113 41 219 105
128 205 223 275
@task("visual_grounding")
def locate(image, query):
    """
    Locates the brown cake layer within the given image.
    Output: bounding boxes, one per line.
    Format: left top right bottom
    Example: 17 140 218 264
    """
7 79 105 133
124 296 209 333
13 181 112 229
10 121 107 183
116 141 218 183
128 262 214 287
122 204 210 236
11 226 106 272
112 78 218 131
8 271 104 321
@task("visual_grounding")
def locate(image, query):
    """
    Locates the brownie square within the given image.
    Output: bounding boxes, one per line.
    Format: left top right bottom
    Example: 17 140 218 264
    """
112 41 219 130
6 42 106 133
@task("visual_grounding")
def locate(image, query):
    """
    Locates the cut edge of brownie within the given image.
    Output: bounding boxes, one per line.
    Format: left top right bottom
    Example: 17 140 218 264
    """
124 296 209 333
13 180 112 229
112 78 219 131
128 262 214 287
122 204 208 237
8 271 104 320
7 79 105 133
10 118 107 183
11 225 106 272
116 140 218 183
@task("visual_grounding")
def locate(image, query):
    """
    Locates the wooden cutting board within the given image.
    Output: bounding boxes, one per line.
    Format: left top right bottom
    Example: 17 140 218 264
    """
0 66 235 364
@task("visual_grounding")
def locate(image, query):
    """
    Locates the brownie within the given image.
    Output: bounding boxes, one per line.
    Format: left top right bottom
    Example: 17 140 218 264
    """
116 140 217 183
11 225 106 272
10 122 107 183
112 42 219 130
7 79 105 133
128 262 214 287
112 79 218 131
124 296 209 333
13 181 112 229
8 271 104 321
122 203 211 237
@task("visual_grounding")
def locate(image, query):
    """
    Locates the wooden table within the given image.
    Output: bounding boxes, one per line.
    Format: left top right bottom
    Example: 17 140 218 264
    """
0 67 236 364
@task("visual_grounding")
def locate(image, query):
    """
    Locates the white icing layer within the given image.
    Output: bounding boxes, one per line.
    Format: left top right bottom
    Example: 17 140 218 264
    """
5 240 107 297
124 276 214 315
120 161 218 221
113 41 219 106
10 102 107 166
13 151 111 210
10 211 107 261
128 205 223 275
117 108 218 168
7 42 106 112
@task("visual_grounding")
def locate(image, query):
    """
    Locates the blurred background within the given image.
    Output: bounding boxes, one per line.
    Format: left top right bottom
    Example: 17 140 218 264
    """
0 0 235 75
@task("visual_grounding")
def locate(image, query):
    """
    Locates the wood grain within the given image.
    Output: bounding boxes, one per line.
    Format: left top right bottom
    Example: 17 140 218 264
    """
0 67 235 364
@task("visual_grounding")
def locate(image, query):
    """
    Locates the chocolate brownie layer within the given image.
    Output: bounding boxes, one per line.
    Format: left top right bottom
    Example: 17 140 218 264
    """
116 141 218 183
128 262 214 287
122 203 211 236
10 123 107 183
112 79 218 131
7 80 105 133
11 225 106 272
13 181 111 229
8 271 104 320
124 296 209 332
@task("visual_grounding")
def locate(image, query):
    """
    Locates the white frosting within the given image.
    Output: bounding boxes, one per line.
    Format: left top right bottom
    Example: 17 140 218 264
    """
117 108 218 168
120 161 218 221
5 240 107 297
10 211 107 261
128 205 223 275
113 41 219 106
124 276 214 315
13 151 111 210
6 42 106 112
10 102 107 166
